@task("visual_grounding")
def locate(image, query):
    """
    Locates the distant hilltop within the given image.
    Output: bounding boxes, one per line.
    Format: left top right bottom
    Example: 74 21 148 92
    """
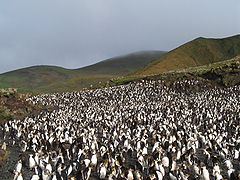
0 51 165 93
134 34 240 76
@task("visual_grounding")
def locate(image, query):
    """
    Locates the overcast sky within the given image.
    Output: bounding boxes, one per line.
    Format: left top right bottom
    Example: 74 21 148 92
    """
0 0 239 73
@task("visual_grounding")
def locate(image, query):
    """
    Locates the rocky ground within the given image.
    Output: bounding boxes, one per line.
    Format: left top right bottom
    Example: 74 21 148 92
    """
0 144 34 180
0 89 44 125
0 89 53 179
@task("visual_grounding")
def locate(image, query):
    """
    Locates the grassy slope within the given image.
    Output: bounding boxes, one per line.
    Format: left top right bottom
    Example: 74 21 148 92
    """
134 35 240 76
0 66 76 91
111 56 240 87
0 51 165 93
80 51 166 74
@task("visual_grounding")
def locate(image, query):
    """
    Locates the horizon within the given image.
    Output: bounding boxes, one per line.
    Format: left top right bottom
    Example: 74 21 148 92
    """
1 34 240 74
1 0 240 73
1 49 167 74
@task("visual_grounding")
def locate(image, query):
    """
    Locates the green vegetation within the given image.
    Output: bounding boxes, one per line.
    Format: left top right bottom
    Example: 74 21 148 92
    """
0 88 17 98
134 35 240 76
0 51 165 93
112 56 240 87
0 149 8 167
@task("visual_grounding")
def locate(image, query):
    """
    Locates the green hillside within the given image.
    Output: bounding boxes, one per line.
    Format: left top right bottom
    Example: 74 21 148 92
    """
79 51 165 74
134 35 240 76
110 56 240 88
0 51 165 93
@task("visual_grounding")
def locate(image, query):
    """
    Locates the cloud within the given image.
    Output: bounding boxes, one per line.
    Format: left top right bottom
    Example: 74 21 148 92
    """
0 0 239 73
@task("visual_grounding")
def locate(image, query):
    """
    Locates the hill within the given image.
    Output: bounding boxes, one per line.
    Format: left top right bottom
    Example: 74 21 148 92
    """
0 51 165 93
111 56 240 88
134 35 240 76
79 51 165 74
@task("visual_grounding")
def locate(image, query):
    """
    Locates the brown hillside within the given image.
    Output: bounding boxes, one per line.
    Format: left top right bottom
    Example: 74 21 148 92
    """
135 35 240 75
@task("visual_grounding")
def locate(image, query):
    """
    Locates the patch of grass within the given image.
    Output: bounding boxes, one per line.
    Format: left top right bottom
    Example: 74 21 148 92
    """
0 149 8 167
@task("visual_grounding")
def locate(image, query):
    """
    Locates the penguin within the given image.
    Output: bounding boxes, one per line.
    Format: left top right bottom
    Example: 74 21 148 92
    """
214 172 223 180
91 153 98 168
162 156 169 167
84 159 91 168
34 152 39 165
155 170 163 180
13 172 23 180
169 171 178 180
14 159 22 174
99 163 107 179
225 159 233 170
84 166 92 180
20 140 27 152
51 173 58 180
29 154 36 170
30 174 40 180
200 164 210 180
127 168 134 180
42 169 51 180
180 171 190 180
213 162 221 177
66 164 73 177
34 166 42 178
1 142 7 150
46 163 52 174
134 169 143 180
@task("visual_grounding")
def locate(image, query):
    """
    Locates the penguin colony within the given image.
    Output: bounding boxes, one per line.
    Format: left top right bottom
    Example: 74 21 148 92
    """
0 80 240 180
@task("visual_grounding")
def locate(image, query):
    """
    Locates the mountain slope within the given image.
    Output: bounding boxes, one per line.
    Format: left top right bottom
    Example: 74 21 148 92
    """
0 66 74 89
110 56 240 88
0 51 165 93
79 51 165 75
134 35 240 76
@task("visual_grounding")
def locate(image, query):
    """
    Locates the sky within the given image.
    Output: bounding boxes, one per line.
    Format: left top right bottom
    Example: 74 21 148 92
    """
0 0 239 73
